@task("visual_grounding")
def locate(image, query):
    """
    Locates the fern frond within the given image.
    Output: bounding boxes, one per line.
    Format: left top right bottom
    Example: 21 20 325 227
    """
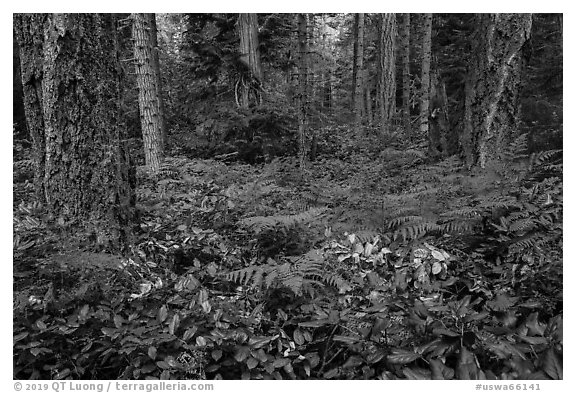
388 215 425 229
508 233 542 255
440 219 479 234
441 206 481 218
352 230 382 244
225 249 329 296
390 206 421 217
225 265 261 286
477 198 522 211
502 133 529 161
508 218 537 234
240 207 328 233
530 149 562 167
394 221 441 241
322 273 352 293
283 275 304 294
265 268 278 289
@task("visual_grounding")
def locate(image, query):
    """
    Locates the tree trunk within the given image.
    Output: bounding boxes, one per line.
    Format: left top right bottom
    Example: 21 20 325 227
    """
400 13 411 137
14 13 47 202
353 13 365 125
428 70 449 158
42 13 134 247
132 13 163 174
419 13 433 138
352 15 358 109
238 13 263 108
378 13 396 135
557 14 562 63
297 13 309 170
13 31 27 140
461 14 532 169
148 13 167 153
323 68 332 110
365 69 372 126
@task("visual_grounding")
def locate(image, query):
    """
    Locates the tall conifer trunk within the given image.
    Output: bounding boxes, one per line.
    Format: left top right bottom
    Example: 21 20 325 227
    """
297 13 309 170
133 13 163 174
14 13 47 202
238 13 263 108
400 13 411 137
378 13 397 135
353 13 365 125
41 13 134 247
462 13 532 169
148 13 167 152
420 13 433 138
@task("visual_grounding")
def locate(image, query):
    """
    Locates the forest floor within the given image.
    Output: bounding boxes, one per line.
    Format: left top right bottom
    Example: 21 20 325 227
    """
13 139 563 380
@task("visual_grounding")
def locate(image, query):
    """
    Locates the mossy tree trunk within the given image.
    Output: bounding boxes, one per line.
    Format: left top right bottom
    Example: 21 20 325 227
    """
323 68 332 110
365 69 372 126
297 13 309 170
419 13 433 138
400 13 411 137
14 13 48 202
238 13 263 108
428 70 450 158
132 12 163 174
462 13 532 169
353 13 365 125
42 13 134 248
378 13 396 135
148 13 167 153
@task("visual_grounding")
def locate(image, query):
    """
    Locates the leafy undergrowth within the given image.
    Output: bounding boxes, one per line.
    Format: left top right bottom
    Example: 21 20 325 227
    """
13 134 562 380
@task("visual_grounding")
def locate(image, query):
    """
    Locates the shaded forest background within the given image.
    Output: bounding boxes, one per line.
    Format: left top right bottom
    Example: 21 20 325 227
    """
12 13 562 381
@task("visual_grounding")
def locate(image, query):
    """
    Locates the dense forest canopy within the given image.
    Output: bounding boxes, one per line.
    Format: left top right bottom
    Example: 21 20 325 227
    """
13 13 562 381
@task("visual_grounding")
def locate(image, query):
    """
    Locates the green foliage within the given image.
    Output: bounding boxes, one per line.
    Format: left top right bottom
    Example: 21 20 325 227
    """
224 249 328 297
237 207 328 259
13 150 563 380
240 207 328 233
13 159 34 183
13 10 563 381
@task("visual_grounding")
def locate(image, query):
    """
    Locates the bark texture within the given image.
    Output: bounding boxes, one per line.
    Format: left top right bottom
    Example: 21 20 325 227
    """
428 71 450 158
353 13 365 124
365 69 372 125
378 13 397 134
419 14 433 137
14 13 47 202
297 13 309 170
148 13 167 153
323 68 332 110
462 14 532 169
400 13 411 137
238 13 263 108
133 13 163 173
42 13 133 247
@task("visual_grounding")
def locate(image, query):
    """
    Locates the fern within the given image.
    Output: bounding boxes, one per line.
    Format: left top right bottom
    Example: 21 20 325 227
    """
350 230 382 244
502 133 529 162
440 219 479 234
388 215 426 230
394 221 441 241
240 207 328 233
477 197 522 211
508 234 542 255
508 218 537 234
442 206 481 219
224 249 350 296
225 265 261 286
530 149 562 167
322 273 353 293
